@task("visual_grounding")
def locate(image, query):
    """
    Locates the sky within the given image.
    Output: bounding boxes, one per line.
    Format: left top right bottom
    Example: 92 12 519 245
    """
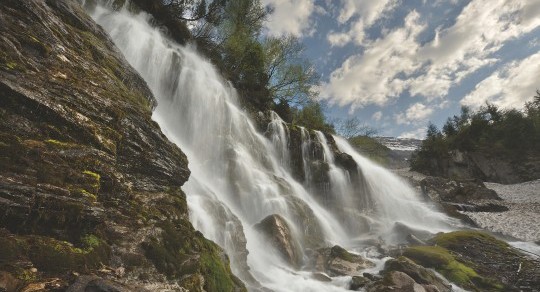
260 0 540 138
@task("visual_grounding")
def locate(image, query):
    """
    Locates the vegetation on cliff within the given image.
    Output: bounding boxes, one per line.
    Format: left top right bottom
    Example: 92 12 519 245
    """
112 0 334 131
410 91 540 182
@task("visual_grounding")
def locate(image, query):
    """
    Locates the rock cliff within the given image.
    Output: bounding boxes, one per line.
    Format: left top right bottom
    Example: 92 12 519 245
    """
0 0 244 291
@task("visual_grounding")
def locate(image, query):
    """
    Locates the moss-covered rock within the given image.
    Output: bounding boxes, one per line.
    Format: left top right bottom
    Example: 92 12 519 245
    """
402 231 540 291
383 257 451 292
0 0 243 290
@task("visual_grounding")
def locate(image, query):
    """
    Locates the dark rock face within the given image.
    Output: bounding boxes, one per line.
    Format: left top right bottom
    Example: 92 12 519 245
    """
423 149 540 184
255 214 303 269
420 176 508 223
0 0 244 291
421 176 500 203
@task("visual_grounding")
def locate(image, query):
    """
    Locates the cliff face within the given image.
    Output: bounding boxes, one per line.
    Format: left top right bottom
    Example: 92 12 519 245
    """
0 0 244 291
424 150 540 184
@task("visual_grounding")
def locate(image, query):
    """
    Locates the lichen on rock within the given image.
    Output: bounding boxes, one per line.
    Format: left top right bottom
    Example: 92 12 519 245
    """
0 0 244 290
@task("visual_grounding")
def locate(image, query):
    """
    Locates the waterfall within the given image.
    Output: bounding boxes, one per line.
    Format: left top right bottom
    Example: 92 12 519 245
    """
89 4 457 291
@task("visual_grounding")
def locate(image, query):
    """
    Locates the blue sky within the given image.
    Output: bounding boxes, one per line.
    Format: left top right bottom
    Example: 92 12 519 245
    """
261 0 540 138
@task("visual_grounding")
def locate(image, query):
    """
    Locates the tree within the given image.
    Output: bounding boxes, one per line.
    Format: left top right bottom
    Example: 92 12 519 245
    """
336 117 378 138
292 102 334 133
263 36 319 106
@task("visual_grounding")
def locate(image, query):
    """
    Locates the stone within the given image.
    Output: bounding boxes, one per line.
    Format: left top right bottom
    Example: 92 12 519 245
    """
367 271 427 292
0 271 20 292
255 214 303 269
310 245 375 277
383 257 451 292
312 272 332 282
349 275 370 290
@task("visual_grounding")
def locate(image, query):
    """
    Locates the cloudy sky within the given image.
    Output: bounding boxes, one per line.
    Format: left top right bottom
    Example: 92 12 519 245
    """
261 0 540 138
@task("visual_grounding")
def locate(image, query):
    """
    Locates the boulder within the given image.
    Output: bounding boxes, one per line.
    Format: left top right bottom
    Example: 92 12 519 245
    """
383 257 451 292
255 214 303 269
367 271 428 292
310 245 375 277
349 275 370 290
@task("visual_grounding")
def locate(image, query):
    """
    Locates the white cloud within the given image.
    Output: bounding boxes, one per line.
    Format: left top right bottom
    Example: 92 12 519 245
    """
395 103 434 125
262 0 316 37
461 52 540 109
321 0 540 109
398 127 427 139
372 111 383 121
320 11 425 110
327 0 397 46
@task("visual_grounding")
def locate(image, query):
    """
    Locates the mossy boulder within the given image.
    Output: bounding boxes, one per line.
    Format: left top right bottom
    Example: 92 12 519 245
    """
403 231 540 291
383 257 451 292
143 222 246 292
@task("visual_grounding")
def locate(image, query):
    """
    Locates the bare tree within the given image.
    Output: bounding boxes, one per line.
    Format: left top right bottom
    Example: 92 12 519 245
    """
336 117 378 138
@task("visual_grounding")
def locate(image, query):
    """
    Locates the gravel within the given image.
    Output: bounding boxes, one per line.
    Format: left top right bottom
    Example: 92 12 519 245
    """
463 180 540 242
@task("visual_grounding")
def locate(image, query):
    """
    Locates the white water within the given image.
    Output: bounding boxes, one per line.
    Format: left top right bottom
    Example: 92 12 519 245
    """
90 4 457 291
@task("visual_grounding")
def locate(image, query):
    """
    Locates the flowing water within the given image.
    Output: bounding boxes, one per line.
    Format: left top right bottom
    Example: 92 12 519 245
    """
89 4 457 291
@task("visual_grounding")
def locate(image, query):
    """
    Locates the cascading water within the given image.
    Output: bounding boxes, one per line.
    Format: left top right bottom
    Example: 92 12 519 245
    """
89 4 458 291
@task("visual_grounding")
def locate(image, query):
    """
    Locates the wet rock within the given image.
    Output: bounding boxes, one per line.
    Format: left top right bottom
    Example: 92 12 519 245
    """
255 214 303 269
310 245 375 277
383 257 451 292
390 222 434 244
349 275 370 290
367 271 428 292
312 272 332 282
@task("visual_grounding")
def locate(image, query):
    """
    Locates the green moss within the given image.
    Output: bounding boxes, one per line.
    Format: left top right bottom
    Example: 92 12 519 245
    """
44 139 75 148
330 245 357 262
432 231 509 250
81 234 101 249
82 170 101 191
0 234 110 274
6 62 17 70
142 222 245 292
404 246 503 291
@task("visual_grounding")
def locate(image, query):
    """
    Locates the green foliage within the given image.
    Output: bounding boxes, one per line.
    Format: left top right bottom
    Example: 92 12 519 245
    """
292 102 335 133
263 36 319 106
411 94 540 174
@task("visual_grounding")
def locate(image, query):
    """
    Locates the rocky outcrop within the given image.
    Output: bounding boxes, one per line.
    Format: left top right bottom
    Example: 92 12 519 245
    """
308 245 374 277
421 176 500 203
421 149 540 184
0 0 244 291
420 176 508 223
255 214 303 269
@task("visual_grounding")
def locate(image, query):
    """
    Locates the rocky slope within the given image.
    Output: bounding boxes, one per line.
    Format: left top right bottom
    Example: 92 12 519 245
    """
0 0 244 291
